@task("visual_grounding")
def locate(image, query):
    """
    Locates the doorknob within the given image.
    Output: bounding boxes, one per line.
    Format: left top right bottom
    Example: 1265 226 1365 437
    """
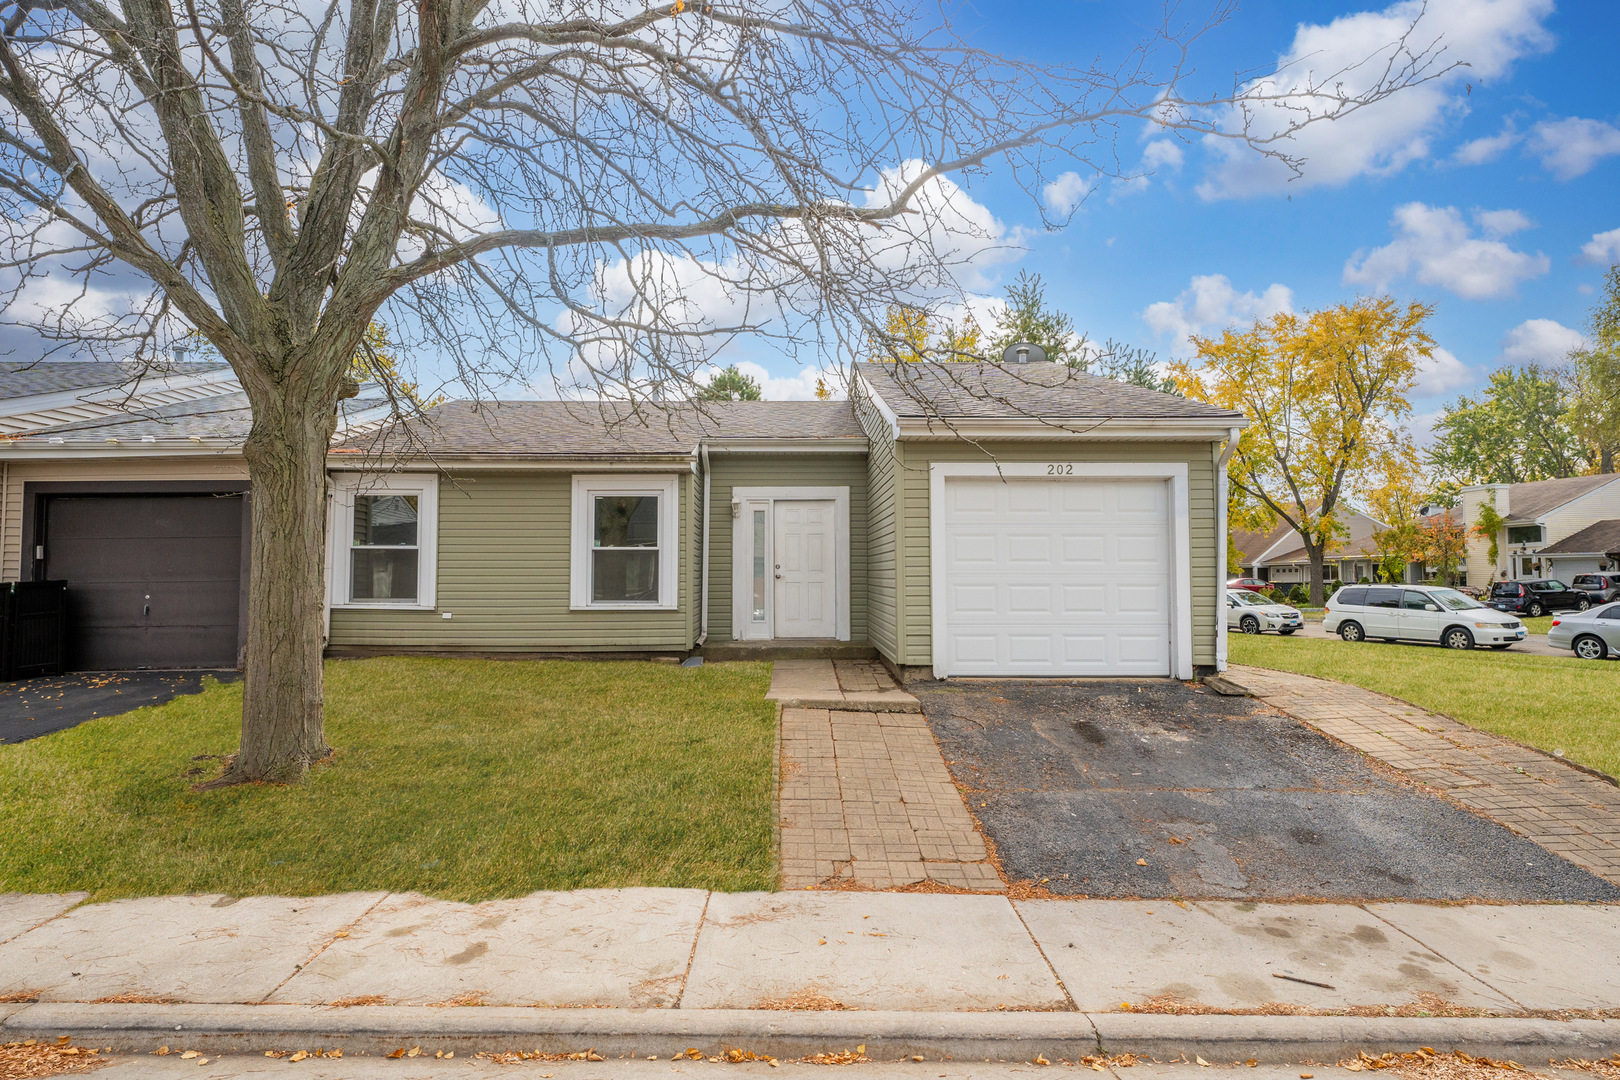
774 572 783 579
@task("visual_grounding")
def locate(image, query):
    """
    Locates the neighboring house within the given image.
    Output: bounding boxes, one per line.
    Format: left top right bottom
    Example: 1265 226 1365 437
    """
1535 520 1620 576
1234 507 1389 584
0 359 1245 680
0 362 389 670
1459 475 1620 584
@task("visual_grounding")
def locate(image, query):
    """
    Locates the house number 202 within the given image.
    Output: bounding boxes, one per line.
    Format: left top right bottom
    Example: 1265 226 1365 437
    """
1046 463 1074 475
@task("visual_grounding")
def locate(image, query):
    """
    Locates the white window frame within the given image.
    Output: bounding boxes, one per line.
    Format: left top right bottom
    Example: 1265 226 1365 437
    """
571 473 680 610
729 486 852 642
329 472 438 610
927 461 1193 680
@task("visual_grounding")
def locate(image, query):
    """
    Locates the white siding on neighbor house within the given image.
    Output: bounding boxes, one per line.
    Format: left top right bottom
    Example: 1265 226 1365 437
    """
0 455 250 582
1460 485 1505 586
1542 478 1620 550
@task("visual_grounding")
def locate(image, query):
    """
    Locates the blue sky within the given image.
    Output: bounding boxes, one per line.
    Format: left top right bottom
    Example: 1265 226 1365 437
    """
727 0 1620 432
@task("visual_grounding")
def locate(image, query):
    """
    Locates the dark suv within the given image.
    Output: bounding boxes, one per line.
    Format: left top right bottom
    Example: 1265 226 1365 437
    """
1572 573 1620 603
1489 579 1591 617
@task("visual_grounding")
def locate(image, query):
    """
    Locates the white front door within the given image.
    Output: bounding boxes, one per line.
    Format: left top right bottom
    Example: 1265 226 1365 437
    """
938 476 1172 676
772 500 836 639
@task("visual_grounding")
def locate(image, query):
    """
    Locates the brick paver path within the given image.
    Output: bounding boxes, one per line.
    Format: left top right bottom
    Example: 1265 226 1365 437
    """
777 707 1003 892
1227 664 1620 886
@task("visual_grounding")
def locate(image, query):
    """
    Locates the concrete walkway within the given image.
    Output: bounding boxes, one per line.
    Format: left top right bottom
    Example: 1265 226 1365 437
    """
766 660 921 713
4 891 1619 1016
1224 666 1620 886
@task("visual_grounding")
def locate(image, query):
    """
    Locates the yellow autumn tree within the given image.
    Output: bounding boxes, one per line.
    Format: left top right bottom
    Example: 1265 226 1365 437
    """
1170 296 1431 605
867 305 981 362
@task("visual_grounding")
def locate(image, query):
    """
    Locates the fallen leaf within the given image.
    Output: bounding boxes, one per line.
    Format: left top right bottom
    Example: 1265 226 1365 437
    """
1247 1060 1259 1068
1035 1055 1051 1066
156 1047 171 1056
266 1052 278 1058
1197 1057 1210 1067
407 1047 422 1058
387 1048 406 1059
1136 859 1148 866
181 1051 200 1060
1301 1073 1315 1078
289 1051 308 1062
197 1058 210 1066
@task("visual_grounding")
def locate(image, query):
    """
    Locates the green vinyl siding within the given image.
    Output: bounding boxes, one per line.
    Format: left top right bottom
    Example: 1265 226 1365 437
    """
889 440 1223 670
852 394 898 658
328 470 695 651
703 452 869 644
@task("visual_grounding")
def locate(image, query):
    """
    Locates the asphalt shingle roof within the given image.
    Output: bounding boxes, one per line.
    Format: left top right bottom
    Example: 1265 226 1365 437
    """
5 392 384 443
853 361 1244 422
0 361 228 400
331 399 864 457
1501 474 1619 521
1539 519 1620 556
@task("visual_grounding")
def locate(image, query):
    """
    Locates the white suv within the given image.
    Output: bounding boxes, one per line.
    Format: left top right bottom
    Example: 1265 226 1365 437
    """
1323 585 1527 650
1225 588 1304 635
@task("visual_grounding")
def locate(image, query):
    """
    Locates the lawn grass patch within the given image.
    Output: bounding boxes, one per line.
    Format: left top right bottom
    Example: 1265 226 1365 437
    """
0 657 775 902
1230 634 1620 779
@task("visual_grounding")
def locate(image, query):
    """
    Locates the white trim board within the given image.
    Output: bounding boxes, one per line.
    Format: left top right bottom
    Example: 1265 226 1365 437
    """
729 485 851 642
928 461 1194 680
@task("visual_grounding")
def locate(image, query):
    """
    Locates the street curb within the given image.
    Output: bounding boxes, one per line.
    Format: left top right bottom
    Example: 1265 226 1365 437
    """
3 1004 1615 1062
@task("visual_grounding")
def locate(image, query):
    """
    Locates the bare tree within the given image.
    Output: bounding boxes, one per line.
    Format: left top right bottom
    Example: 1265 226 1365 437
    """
0 0 1450 781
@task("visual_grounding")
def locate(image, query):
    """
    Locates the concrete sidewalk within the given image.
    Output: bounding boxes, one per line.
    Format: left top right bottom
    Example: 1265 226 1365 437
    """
4 891 1618 1017
766 660 921 713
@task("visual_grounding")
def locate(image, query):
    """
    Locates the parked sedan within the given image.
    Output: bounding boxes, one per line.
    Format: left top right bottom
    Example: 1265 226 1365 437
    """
1548 603 1620 659
1488 579 1591 617
1226 577 1271 593
1572 573 1620 603
1325 584 1526 649
1226 589 1304 635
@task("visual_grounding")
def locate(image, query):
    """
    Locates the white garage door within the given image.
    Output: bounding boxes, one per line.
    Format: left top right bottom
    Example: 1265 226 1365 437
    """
938 476 1172 676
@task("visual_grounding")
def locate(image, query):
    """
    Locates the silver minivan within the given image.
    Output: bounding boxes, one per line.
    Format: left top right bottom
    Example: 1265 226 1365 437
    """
1323 585 1527 650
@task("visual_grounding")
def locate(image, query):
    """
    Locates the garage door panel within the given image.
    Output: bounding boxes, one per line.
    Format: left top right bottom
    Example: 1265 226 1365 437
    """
1006 534 1052 563
941 476 1171 677
46 494 243 670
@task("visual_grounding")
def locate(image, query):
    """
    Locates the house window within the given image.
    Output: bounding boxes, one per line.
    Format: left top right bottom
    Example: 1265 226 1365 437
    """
751 509 767 622
352 495 419 601
1507 525 1543 545
331 475 438 609
570 474 680 609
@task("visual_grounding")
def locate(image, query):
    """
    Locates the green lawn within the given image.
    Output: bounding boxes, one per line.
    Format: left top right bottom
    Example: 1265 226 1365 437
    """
0 658 776 902
1230 634 1619 780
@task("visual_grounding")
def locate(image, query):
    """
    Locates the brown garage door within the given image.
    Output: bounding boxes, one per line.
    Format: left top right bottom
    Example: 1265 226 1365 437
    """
44 494 244 670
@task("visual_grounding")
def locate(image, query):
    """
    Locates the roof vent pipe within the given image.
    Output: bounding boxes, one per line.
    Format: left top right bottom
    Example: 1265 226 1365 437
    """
1001 341 1046 365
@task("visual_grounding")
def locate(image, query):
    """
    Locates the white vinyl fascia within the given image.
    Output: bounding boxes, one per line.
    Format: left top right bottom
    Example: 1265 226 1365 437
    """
928 460 1195 681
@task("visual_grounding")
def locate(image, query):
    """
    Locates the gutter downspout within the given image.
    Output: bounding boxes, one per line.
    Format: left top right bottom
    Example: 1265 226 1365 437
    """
1215 427 1241 673
698 441 711 647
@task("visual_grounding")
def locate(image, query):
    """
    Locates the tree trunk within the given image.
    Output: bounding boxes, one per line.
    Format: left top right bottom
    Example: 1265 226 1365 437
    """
1307 544 1327 607
225 391 339 783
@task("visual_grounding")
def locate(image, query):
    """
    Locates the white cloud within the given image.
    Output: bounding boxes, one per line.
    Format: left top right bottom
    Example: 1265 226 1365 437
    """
1198 0 1555 199
1499 318 1587 365
1451 121 1521 165
1413 346 1475 397
1142 140 1185 172
1140 274 1294 354
1343 202 1549 299
1527 117 1620 180
1042 171 1095 216
1477 209 1533 237
1580 227 1620 265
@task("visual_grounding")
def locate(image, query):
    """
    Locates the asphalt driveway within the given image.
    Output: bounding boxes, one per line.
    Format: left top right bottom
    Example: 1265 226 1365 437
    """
0 670 239 744
917 679 1620 902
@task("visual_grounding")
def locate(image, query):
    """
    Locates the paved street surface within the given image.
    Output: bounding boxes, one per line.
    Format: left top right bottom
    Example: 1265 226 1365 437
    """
1280 622 1595 659
0 670 239 743
69 1058 1620 1080
1225 667 1620 886
917 680 1617 901
4 891 1620 1013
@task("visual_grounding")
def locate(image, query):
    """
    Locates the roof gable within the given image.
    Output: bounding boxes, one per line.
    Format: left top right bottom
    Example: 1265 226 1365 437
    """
1539 519 1620 556
1498 474 1620 520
